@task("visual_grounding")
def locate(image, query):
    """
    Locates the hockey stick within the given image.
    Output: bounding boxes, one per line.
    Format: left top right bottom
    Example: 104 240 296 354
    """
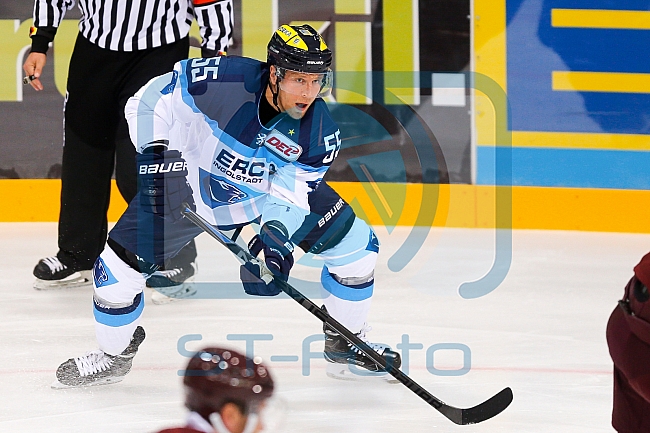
181 204 513 425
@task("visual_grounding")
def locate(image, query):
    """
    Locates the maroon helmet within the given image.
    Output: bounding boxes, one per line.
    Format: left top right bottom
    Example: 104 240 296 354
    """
182 347 274 420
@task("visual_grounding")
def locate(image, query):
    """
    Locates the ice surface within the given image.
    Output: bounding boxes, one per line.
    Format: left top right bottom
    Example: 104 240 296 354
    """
1 222 644 432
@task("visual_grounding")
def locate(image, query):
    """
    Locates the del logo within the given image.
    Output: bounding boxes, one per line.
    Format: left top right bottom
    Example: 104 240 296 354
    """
264 131 302 162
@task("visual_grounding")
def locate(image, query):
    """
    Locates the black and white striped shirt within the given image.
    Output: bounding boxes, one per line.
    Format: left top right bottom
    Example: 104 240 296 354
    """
31 0 232 53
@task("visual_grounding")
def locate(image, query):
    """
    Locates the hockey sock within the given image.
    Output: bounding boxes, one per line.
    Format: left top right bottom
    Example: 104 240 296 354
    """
92 245 147 355
320 266 372 333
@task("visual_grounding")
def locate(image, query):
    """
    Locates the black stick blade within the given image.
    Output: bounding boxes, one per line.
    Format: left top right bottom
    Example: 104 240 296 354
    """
439 387 513 425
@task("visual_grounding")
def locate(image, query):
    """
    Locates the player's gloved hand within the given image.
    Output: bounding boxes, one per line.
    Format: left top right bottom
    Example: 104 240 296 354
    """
240 222 294 296
136 148 195 222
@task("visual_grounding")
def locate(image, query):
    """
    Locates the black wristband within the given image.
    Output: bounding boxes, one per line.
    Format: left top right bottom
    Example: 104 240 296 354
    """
30 35 51 54
201 47 218 58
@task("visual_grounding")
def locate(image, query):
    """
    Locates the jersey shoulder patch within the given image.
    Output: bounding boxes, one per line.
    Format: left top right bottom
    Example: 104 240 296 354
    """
263 129 303 162
161 70 178 94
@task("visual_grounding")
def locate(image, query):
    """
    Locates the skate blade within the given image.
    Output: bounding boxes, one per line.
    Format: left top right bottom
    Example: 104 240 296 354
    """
34 271 93 290
326 362 400 384
50 375 125 389
149 282 196 305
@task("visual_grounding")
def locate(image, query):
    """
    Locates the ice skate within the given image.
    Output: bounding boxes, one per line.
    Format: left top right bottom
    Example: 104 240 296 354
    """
147 262 197 304
33 256 92 290
52 326 145 389
323 321 401 383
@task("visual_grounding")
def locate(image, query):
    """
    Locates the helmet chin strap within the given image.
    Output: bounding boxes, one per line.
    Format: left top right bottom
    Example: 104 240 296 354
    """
209 412 260 433
268 80 281 112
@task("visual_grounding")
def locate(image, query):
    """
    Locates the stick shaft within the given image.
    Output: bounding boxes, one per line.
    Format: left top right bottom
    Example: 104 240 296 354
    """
181 205 512 425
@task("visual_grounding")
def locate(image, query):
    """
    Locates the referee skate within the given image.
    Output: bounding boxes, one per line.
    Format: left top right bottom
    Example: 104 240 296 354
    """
32 256 92 290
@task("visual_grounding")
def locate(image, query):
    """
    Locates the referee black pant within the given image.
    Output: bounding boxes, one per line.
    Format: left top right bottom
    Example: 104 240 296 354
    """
57 33 196 270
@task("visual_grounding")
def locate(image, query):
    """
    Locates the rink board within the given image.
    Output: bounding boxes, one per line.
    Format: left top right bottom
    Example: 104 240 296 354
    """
1 179 649 234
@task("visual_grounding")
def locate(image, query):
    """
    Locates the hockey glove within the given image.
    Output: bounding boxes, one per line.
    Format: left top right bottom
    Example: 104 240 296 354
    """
240 222 294 296
137 149 195 222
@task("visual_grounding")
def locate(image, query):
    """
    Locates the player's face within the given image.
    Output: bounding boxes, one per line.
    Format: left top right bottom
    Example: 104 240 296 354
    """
218 402 264 433
270 67 322 119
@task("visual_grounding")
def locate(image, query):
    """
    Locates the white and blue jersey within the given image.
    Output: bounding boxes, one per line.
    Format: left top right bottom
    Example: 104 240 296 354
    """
125 55 341 235
110 55 349 264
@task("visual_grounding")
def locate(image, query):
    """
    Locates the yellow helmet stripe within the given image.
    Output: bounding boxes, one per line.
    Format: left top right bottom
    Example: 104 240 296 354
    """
275 24 309 51
276 25 297 41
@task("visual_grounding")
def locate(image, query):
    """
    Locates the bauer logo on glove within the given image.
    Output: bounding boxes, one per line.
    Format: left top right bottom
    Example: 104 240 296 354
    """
136 149 195 221
138 160 187 175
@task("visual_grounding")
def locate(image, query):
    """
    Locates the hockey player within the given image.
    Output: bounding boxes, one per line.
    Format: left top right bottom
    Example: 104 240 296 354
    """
53 24 400 388
156 346 277 433
607 252 650 432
